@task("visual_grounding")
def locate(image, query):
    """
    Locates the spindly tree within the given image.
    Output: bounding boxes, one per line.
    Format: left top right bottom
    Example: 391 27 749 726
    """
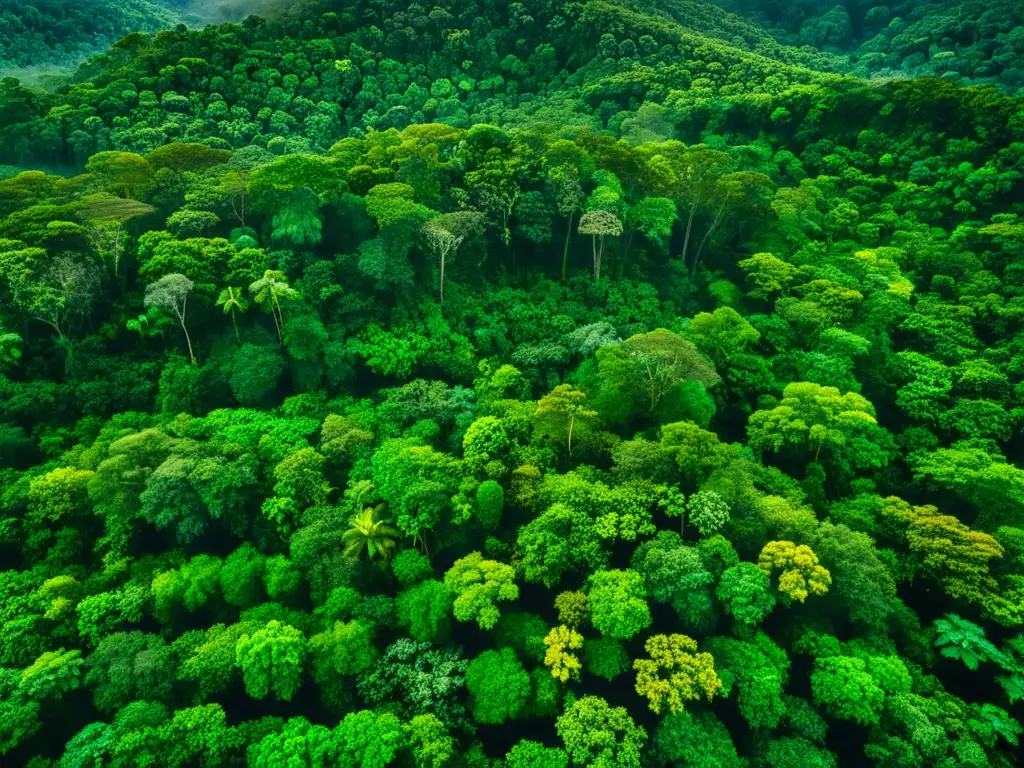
144 274 195 363
215 286 247 344
578 209 623 281
249 269 298 344
549 164 584 281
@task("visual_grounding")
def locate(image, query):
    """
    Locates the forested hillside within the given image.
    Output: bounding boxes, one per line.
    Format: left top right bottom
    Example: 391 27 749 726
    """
1 0 1024 766
0 0 187 73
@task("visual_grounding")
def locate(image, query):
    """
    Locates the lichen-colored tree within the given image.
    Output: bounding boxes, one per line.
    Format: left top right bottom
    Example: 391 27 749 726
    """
633 633 722 714
757 541 832 603
543 624 583 682
554 591 588 627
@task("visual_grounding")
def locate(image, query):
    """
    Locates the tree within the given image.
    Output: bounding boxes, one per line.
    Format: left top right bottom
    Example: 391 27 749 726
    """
357 640 469 731
215 286 247 344
234 620 306 701
880 496 1004 606
688 490 730 537
396 580 454 643
747 382 879 463
249 269 298 344
587 569 652 640
309 619 377 707
549 164 584 281
654 710 742 768
77 193 154 276
343 507 398 564
810 656 884 726
444 552 519 630
554 591 589 628
585 637 631 681
717 562 776 630
556 696 647 768
144 274 195 363
507 740 569 768
659 421 735 491
598 329 720 418
465 648 531 724
405 714 457 768
534 384 597 458
633 633 722 714
578 209 623 281
631 532 715 629
757 541 832 604
543 624 584 682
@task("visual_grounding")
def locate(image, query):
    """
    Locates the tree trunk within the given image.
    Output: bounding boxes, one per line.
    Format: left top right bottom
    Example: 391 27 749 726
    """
620 229 634 279
272 296 284 344
681 198 699 270
692 201 726 277
271 310 282 345
567 412 575 458
440 250 446 306
561 210 574 281
182 323 195 364
231 310 240 344
113 224 121 277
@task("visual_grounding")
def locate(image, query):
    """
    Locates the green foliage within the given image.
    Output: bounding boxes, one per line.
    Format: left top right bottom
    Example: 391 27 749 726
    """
443 552 519 630
2 2 1024 766
556 695 647 768
465 648 530 724
587 569 652 640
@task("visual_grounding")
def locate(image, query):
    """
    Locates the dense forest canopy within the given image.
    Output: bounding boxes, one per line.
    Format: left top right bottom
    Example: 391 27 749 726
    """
1 0 1023 766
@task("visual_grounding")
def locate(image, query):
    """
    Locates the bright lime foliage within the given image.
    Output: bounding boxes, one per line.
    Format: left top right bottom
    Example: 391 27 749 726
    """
1 1 1024 766
633 634 722 714
234 620 306 702
587 569 652 640
443 552 519 630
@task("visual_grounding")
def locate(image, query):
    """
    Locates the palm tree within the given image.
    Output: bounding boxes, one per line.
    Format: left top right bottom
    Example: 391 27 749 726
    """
249 270 297 344
342 507 398 564
216 286 248 344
